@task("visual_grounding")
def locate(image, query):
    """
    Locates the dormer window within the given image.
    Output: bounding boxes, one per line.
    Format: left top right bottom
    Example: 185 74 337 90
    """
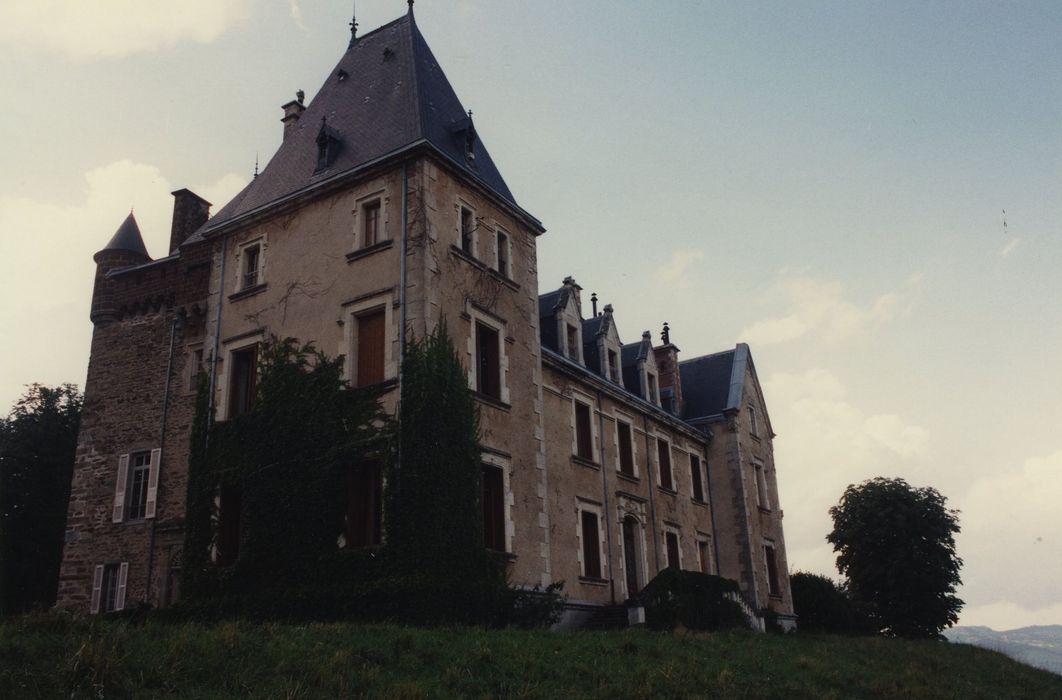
607 349 619 382
315 120 342 172
647 372 659 405
566 324 580 362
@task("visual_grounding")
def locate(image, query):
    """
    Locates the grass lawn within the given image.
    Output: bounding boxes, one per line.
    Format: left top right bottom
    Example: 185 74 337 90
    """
2 613 1060 698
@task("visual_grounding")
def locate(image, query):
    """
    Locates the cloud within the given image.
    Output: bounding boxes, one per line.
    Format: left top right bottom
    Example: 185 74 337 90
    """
0 1 252 60
289 0 308 34
955 449 1062 619
960 600 1062 631
764 368 930 579
999 238 1021 258
654 249 704 289
0 161 245 409
740 272 921 346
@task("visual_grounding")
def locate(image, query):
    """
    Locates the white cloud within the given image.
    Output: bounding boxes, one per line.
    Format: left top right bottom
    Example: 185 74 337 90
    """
0 1 252 60
653 248 704 289
765 368 930 579
289 0 308 34
0 161 244 410
955 449 1062 619
740 272 921 346
999 237 1021 258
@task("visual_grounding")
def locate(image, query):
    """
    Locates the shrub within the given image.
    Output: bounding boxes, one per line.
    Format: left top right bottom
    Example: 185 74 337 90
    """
639 569 747 631
790 572 872 634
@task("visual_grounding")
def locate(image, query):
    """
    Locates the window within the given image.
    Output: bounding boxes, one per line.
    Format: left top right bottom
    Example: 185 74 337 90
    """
697 537 713 575
460 206 475 255
765 542 781 596
187 347 204 391
482 464 506 551
475 321 501 400
566 324 580 361
580 509 602 579
362 199 381 247
690 454 705 502
665 530 681 569
621 516 642 596
607 349 619 383
574 400 593 461
90 562 127 614
749 405 759 436
355 308 386 386
755 463 771 510
657 438 673 491
126 452 151 520
617 421 635 477
343 461 382 548
241 243 261 290
647 372 659 405
215 484 242 566
228 345 258 418
112 449 160 523
495 229 509 277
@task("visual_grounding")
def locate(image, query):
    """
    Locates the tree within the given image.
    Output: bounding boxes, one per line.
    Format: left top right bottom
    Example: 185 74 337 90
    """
827 477 962 638
0 384 82 616
789 571 871 635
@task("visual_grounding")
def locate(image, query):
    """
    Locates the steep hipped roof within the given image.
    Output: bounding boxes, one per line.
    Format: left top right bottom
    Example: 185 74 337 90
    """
679 344 751 420
200 10 520 237
99 212 149 259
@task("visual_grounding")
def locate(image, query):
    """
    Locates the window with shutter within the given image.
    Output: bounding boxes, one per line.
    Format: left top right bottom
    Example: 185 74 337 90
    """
581 510 602 579
362 200 381 247
690 454 705 502
144 448 161 519
228 345 258 418
126 451 151 520
698 538 712 574
574 400 593 461
666 531 681 569
765 543 781 596
482 465 506 551
617 421 635 477
112 454 130 523
657 439 673 491
90 564 104 614
495 230 509 277
755 463 771 510
344 460 382 548
475 322 501 399
96 563 125 613
460 206 475 255
566 324 580 361
355 308 386 386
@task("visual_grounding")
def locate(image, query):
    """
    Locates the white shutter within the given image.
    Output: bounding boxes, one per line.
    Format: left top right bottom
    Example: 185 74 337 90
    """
115 562 128 611
112 454 129 523
145 448 162 519
90 564 104 614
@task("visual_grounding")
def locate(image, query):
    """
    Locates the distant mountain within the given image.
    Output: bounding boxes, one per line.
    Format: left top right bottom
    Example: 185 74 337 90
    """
946 625 1062 676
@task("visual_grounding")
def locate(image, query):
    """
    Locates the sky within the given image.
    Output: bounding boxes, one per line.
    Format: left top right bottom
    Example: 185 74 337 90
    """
1 1 1060 632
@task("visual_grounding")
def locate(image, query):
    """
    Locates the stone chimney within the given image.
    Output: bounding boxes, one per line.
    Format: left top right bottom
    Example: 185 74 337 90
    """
281 90 306 141
169 189 212 253
653 322 684 416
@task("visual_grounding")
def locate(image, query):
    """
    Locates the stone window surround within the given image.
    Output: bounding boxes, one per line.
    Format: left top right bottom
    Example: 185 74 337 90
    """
689 451 707 503
482 451 514 554
569 389 599 464
217 331 265 422
654 433 676 492
494 225 512 278
465 304 511 405
695 531 714 575
111 448 161 523
612 409 639 479
662 522 683 570
352 187 389 249
456 197 479 259
235 235 266 293
753 459 771 511
341 289 397 387
575 498 607 582
616 507 650 599
90 561 128 615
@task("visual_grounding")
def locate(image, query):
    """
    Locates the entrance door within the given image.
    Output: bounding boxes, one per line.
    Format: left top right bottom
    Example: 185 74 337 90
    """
622 517 640 598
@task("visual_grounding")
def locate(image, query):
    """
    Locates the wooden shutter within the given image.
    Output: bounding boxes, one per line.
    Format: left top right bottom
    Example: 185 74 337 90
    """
666 532 680 569
575 402 593 460
658 441 673 490
765 546 780 596
115 562 128 611
690 455 704 501
482 466 505 551
698 541 711 574
145 448 162 519
618 423 634 476
476 323 500 399
581 511 601 579
90 565 104 614
356 309 386 386
112 454 129 522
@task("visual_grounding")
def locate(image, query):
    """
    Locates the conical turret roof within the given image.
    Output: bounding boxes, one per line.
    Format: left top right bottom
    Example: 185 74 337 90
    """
99 212 149 259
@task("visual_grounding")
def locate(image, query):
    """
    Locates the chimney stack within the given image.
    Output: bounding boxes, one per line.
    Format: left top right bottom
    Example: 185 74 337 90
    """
653 323 684 416
169 189 211 253
281 90 306 142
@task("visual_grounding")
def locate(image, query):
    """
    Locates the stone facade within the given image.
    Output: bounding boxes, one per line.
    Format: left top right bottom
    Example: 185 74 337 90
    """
58 9 795 628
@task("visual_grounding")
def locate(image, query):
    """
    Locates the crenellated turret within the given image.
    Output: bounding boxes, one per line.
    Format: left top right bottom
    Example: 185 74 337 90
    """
91 213 151 324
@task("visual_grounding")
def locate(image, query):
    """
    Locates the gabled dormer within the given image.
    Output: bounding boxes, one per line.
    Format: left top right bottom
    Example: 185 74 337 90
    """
537 277 585 365
621 331 661 406
582 304 624 387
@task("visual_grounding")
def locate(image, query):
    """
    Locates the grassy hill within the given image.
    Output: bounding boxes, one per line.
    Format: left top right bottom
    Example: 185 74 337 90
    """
3 613 1061 699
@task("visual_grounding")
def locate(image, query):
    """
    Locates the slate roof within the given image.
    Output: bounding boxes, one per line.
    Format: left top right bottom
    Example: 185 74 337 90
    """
620 334 653 399
537 288 573 352
679 344 750 420
99 213 150 259
196 10 525 239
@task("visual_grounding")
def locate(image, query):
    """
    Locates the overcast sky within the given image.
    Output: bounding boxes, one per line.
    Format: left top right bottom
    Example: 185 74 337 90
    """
1 1 1059 632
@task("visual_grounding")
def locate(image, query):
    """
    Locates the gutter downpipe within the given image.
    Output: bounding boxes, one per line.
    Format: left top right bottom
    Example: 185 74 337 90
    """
730 411 762 620
595 389 616 604
641 414 661 574
396 161 409 481
701 424 723 575
145 315 178 604
206 237 229 426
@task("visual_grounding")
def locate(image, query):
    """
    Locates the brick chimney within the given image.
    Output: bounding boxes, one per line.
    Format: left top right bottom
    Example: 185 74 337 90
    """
169 189 212 253
281 90 306 142
653 322 684 416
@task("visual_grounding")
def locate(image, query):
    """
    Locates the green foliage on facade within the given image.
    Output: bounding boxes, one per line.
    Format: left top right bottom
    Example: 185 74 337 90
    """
0 384 82 616
828 477 963 639
639 568 747 631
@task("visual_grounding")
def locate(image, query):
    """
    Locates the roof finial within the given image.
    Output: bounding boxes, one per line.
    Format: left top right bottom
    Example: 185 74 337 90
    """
254 152 259 179
348 1 358 47
408 0 414 15
662 322 671 345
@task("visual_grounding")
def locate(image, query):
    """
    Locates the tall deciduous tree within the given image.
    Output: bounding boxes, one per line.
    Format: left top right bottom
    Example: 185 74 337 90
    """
0 384 82 615
827 477 963 638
